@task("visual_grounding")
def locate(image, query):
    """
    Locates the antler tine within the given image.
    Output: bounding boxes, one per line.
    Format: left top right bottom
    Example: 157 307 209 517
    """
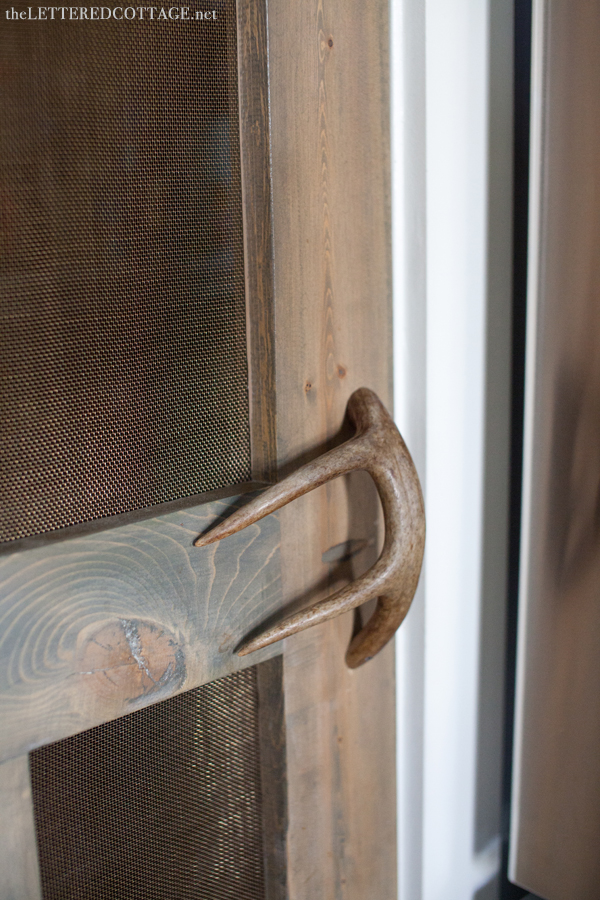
193 437 367 548
194 388 425 668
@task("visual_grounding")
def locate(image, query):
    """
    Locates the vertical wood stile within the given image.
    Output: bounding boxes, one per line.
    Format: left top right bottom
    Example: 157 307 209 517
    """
0 756 42 900
268 0 396 896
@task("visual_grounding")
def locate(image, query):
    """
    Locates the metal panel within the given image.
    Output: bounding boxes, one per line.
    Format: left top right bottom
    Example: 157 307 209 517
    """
510 3 600 897
0 3 250 542
30 665 276 900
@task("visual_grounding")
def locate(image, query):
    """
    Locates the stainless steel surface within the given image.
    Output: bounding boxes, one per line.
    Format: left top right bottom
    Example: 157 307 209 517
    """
510 3 600 898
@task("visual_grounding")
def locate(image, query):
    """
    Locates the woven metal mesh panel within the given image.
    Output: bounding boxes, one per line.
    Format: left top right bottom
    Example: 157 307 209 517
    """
30 667 266 900
0 2 251 543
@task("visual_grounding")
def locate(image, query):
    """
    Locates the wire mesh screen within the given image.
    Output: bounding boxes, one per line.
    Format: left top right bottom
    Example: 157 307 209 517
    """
30 666 267 900
0 2 251 543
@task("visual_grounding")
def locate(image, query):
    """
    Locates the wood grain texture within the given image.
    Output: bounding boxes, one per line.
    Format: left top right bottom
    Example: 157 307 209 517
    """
267 0 396 896
0 756 42 900
237 0 277 483
0 496 281 762
257 654 288 900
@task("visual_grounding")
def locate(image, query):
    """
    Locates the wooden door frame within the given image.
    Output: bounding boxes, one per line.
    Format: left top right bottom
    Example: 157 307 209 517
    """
268 0 396 895
0 0 396 897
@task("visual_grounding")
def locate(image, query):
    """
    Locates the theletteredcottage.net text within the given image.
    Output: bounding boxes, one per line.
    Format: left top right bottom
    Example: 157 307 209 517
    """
5 6 217 19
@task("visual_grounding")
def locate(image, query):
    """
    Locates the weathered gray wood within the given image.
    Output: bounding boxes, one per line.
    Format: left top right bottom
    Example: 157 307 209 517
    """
0 3 397 899
0 496 281 762
0 756 42 900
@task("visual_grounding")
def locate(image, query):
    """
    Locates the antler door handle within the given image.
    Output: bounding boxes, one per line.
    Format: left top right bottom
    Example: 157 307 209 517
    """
195 388 425 668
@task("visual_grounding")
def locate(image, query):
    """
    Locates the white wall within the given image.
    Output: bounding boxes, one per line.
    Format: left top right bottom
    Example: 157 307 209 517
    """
392 1 514 898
